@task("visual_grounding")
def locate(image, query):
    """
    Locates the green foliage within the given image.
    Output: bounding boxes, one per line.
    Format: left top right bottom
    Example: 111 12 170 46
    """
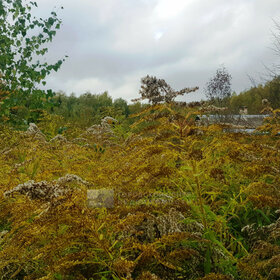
51 92 131 128
229 77 280 114
0 0 66 125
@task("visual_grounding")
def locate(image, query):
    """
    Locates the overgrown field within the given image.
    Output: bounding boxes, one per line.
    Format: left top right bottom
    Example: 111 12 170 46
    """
0 105 279 280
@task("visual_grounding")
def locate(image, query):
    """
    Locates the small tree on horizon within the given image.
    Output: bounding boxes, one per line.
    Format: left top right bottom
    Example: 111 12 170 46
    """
204 66 232 108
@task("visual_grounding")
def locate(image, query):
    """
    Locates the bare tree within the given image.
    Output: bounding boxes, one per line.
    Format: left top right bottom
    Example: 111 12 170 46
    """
132 75 199 105
264 20 280 108
272 20 280 70
247 74 258 88
263 20 280 79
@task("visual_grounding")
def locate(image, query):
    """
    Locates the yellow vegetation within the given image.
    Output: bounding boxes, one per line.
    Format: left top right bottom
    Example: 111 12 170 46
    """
0 105 279 279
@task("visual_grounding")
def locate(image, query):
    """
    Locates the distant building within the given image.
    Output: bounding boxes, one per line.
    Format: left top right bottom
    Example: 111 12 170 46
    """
198 114 269 128
239 106 248 115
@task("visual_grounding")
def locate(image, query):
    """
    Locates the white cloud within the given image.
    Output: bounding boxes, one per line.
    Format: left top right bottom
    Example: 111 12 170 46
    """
154 31 164 40
153 0 194 20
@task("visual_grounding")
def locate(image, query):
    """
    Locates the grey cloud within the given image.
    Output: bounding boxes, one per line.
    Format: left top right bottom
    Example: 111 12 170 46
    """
35 0 280 101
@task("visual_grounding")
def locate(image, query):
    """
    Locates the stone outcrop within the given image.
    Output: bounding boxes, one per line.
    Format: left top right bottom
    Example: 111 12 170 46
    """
4 180 66 201
101 116 117 126
49 134 68 143
86 117 117 136
4 174 89 202
25 123 46 142
120 208 188 242
87 188 114 209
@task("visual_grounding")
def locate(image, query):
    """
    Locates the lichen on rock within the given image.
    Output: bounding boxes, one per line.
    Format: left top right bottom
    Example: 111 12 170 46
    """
4 174 89 202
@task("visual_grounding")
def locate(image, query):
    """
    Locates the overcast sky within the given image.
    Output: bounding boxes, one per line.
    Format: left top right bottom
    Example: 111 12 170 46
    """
36 0 280 102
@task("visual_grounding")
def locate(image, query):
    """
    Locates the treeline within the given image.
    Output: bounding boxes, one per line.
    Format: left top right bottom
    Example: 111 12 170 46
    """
229 76 280 114
50 75 280 128
49 91 145 128
2 75 279 129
